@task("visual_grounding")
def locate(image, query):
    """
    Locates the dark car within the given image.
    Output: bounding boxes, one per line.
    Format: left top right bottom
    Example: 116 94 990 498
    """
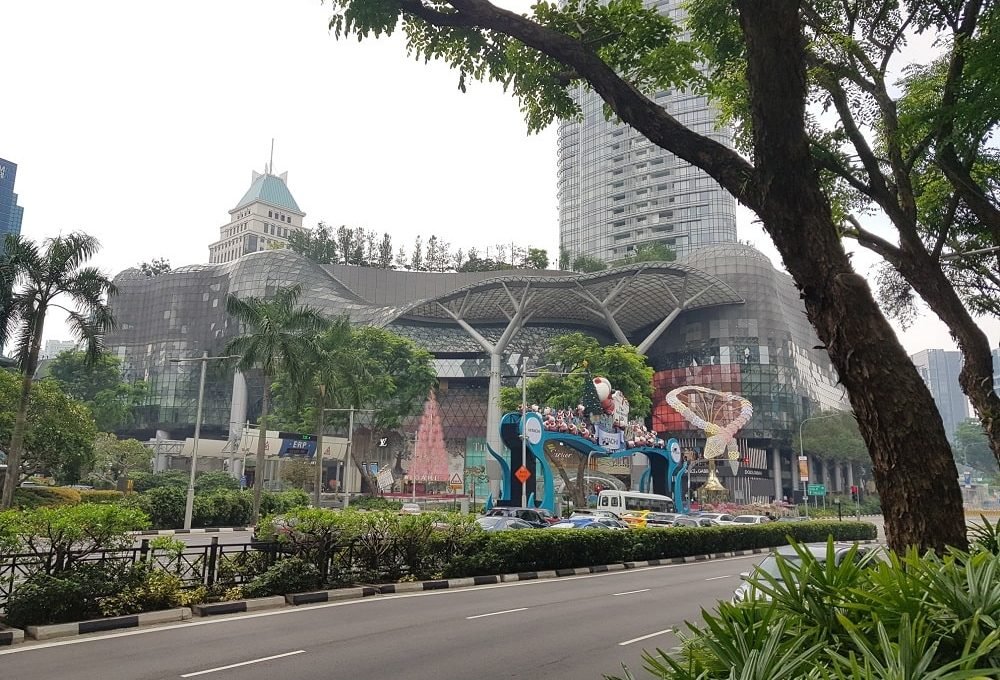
672 516 718 528
484 507 549 528
476 516 533 532
537 508 562 524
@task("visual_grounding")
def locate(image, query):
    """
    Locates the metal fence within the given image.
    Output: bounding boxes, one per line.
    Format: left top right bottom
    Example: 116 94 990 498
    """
0 539 295 610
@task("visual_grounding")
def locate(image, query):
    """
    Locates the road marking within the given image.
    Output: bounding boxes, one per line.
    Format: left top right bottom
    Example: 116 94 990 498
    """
705 575 731 581
618 629 674 646
0 554 758 656
466 607 528 620
611 589 650 596
180 650 306 677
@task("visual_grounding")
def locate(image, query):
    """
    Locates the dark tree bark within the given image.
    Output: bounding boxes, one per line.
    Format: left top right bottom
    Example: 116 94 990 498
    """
391 0 968 551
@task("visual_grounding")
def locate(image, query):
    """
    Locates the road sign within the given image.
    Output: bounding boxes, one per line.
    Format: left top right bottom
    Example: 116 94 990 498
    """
515 465 531 483
807 484 826 496
449 473 463 490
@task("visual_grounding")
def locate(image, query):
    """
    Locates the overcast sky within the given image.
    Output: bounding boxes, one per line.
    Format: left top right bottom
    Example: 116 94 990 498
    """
2 0 996 356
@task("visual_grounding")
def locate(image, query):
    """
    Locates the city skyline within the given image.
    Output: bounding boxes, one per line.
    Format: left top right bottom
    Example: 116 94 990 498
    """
1 0 996 357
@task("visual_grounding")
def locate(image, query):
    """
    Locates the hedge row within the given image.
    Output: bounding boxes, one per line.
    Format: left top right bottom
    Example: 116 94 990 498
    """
443 521 877 577
118 488 309 529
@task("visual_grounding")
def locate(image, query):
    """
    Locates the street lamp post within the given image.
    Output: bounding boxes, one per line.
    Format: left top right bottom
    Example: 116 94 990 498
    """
798 412 843 520
167 352 239 531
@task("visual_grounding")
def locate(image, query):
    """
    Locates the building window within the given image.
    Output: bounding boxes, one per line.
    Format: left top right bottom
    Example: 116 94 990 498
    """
268 211 273 218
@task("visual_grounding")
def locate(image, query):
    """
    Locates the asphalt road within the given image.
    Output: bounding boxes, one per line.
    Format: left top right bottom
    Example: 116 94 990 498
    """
132 531 257 548
0 554 759 680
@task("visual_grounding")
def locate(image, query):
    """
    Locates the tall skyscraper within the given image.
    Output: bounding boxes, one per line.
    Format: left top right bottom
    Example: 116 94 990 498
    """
911 349 969 440
0 157 25 243
208 166 305 263
556 1 737 265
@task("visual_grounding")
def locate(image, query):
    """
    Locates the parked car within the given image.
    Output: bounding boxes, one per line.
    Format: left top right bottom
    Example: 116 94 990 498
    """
399 503 422 515
475 516 534 532
484 507 549 528
698 512 737 524
569 509 619 519
732 514 772 524
778 516 811 522
645 512 680 527
621 510 651 528
548 517 612 530
537 508 561 524
733 543 879 602
672 516 720 528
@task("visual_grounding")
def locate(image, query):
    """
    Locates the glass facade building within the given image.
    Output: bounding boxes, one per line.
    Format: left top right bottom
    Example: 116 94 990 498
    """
106 244 848 501
556 0 737 263
910 349 969 441
0 158 24 243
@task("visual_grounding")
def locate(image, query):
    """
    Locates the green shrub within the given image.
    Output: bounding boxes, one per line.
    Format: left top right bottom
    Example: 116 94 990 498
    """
128 471 188 493
260 489 310 517
12 486 81 508
243 557 321 598
142 487 186 529
608 541 1000 679
78 489 124 504
350 496 403 512
195 471 240 493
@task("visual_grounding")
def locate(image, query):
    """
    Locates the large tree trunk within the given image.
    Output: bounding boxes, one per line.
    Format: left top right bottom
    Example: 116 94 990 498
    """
251 379 271 524
736 0 966 553
0 312 45 510
889 246 1000 467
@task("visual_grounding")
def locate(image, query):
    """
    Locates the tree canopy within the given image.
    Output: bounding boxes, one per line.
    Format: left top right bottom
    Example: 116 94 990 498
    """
138 258 171 277
46 350 147 432
500 332 653 417
953 418 997 473
0 372 97 484
88 433 151 487
799 411 868 464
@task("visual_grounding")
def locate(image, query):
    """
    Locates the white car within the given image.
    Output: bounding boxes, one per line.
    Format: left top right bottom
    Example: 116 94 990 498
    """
698 512 737 525
732 514 772 524
399 502 422 515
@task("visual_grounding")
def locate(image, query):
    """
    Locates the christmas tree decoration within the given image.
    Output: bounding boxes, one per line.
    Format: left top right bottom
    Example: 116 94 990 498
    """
407 390 450 482
581 375 604 417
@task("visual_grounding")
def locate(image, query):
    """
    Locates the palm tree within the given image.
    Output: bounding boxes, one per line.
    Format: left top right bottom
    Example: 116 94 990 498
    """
225 285 327 522
0 233 117 509
289 318 368 506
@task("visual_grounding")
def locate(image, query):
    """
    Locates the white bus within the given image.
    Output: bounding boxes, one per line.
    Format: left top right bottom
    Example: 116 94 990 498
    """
596 490 675 516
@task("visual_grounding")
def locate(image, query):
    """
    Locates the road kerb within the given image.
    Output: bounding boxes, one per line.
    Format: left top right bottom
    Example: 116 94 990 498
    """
0 625 24 646
286 587 378 605
191 596 286 617
25 607 192 641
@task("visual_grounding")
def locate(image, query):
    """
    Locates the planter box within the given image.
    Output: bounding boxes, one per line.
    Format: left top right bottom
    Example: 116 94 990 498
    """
26 607 192 640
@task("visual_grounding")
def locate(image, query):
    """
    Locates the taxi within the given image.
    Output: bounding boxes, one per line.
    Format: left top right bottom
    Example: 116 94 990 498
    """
620 510 651 528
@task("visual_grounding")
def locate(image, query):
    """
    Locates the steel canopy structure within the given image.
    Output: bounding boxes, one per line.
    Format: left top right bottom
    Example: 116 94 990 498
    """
392 263 744 456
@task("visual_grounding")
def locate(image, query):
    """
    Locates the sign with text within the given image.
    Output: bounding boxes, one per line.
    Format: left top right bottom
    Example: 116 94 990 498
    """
798 455 809 483
807 484 826 496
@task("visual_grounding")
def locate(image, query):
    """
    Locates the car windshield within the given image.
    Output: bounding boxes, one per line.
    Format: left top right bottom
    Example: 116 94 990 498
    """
733 516 758 523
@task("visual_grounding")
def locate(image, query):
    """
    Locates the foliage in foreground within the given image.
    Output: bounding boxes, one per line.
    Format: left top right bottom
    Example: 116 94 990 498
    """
609 540 1000 679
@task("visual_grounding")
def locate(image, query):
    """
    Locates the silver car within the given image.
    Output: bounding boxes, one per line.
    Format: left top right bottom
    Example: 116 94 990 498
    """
733 542 878 602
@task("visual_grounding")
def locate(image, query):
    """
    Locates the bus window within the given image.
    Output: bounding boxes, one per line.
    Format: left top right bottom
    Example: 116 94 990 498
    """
600 495 610 506
611 496 620 507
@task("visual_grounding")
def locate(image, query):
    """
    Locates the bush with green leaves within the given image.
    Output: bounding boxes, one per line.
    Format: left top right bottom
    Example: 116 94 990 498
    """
194 471 240 493
0 504 149 572
350 496 403 512
242 557 322 598
259 489 310 517
608 541 1000 680
78 489 125 504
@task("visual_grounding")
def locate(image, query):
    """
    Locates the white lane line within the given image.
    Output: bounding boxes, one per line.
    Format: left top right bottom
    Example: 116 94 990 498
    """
466 607 528 620
611 589 650 596
0 554 759 657
705 575 731 581
618 629 674 646
180 650 306 677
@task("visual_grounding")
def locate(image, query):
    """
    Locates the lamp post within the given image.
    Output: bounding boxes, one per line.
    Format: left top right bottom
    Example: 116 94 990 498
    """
519 359 576 509
167 352 239 531
798 411 842 519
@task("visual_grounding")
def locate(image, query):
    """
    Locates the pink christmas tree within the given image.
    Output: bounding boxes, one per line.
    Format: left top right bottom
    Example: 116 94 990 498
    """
408 390 450 482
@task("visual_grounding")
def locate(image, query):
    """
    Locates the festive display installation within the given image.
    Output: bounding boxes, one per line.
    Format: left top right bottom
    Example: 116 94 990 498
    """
407 390 450 483
664 385 753 461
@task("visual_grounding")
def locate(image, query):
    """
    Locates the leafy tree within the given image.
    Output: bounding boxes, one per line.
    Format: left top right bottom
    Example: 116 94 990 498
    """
323 0 967 551
571 255 608 273
522 247 550 269
376 233 394 269
47 350 147 432
953 418 997 474
688 1 1000 474
288 222 338 265
799 411 868 464
138 258 171 277
0 233 115 508
88 433 151 487
500 333 654 417
225 285 328 522
614 242 676 266
0 372 98 484
281 459 316 490
410 235 424 271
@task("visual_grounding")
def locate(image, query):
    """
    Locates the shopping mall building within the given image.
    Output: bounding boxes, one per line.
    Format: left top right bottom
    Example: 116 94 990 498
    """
106 242 851 504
